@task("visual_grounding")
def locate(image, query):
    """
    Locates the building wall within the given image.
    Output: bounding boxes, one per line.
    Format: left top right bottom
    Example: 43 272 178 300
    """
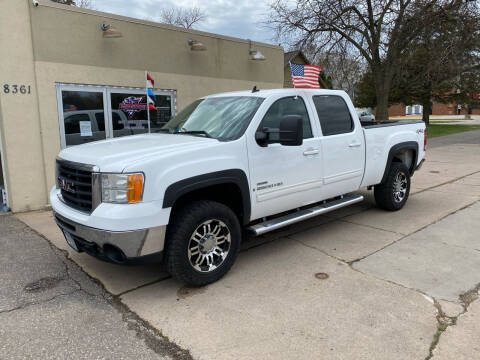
0 153 4 187
0 0 48 212
388 102 480 116
0 0 284 212
388 103 405 117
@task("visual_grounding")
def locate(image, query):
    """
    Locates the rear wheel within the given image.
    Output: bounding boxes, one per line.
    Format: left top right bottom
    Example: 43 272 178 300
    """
374 162 411 211
165 200 241 286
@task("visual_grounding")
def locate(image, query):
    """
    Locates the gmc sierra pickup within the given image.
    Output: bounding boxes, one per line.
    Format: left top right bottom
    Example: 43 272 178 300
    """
52 88 426 286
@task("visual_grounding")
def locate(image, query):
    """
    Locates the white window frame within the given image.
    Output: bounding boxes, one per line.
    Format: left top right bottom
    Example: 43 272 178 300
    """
56 83 177 149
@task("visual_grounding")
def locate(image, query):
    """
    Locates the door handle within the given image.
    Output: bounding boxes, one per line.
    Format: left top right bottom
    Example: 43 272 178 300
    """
348 142 361 148
303 148 319 156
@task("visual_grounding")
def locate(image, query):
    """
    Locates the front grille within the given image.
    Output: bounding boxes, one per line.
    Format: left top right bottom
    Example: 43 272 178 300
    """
56 160 93 212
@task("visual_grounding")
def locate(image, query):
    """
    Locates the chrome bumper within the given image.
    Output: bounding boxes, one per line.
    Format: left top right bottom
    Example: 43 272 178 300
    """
53 212 166 264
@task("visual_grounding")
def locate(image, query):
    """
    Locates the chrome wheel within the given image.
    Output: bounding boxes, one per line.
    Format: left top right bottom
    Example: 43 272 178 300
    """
187 219 231 273
393 171 408 203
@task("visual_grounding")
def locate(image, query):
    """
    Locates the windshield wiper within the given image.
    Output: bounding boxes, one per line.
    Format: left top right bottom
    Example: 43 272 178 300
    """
155 128 171 133
178 130 213 138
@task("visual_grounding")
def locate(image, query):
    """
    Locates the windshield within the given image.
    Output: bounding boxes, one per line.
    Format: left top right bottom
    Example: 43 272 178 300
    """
160 96 264 141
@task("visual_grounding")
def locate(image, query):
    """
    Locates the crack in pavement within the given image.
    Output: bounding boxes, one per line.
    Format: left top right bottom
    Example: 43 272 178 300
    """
289 234 437 302
16 221 193 360
336 217 405 236
347 199 480 265
116 275 172 297
0 289 82 315
425 282 480 360
413 169 480 195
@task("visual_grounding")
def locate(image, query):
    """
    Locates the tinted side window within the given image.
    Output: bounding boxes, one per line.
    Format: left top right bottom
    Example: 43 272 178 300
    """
260 96 313 141
313 95 353 136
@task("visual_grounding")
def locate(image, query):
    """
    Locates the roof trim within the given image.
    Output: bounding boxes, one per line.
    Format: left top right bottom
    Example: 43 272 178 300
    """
35 0 283 50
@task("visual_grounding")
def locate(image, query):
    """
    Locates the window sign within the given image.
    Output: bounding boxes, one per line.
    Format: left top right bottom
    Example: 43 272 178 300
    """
56 84 176 148
111 93 149 137
60 90 106 147
79 121 93 137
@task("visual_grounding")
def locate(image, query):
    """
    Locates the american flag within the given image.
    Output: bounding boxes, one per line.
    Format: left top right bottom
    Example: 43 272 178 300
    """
289 62 322 89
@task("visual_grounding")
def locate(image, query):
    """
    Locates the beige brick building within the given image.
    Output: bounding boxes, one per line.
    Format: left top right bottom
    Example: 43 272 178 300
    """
0 0 284 212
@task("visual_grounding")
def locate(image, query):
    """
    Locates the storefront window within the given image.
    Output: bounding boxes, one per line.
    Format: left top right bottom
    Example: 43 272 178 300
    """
110 93 173 138
61 91 106 146
57 85 176 148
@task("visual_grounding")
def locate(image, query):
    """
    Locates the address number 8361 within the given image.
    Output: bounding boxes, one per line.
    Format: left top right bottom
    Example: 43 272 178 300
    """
3 84 32 95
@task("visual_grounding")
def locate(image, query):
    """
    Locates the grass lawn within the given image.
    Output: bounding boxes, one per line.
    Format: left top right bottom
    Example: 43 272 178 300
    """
426 124 480 138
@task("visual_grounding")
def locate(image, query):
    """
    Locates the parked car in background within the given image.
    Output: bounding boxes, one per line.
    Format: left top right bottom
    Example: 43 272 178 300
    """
64 110 133 146
357 109 376 123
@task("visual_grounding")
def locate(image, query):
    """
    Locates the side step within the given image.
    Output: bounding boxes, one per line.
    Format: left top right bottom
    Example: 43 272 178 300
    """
248 194 364 236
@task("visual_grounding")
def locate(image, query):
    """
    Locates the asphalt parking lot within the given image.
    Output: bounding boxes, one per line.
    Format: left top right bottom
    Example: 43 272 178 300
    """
4 130 480 359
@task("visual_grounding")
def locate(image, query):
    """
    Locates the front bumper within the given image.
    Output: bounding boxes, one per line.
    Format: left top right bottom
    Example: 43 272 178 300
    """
54 212 166 265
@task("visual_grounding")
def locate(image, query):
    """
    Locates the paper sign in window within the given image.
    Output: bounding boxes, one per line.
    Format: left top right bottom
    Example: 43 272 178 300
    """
79 121 93 137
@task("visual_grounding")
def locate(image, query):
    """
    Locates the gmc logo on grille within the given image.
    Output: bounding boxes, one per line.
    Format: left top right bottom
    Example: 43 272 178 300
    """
58 178 76 194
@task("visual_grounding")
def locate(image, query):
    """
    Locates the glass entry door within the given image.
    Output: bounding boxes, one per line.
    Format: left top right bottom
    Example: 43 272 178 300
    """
57 85 108 148
56 84 176 149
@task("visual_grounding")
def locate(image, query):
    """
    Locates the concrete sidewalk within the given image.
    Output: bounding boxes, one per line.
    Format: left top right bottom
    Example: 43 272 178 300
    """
9 130 480 359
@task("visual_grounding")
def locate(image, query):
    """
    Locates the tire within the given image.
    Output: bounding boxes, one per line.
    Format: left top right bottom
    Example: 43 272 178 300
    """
374 162 411 211
165 200 241 286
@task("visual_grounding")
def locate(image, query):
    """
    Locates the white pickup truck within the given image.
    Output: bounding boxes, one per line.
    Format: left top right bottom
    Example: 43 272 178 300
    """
52 88 426 286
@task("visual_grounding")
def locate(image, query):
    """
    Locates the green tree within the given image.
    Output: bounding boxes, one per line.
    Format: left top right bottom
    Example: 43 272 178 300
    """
269 0 479 121
318 72 333 89
354 71 376 108
392 1 480 124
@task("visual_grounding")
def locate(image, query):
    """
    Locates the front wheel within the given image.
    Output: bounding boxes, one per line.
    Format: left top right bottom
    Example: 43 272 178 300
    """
165 201 241 286
374 162 411 211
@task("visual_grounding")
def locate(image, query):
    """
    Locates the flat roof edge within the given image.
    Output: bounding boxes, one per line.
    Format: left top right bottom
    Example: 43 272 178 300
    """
35 0 283 50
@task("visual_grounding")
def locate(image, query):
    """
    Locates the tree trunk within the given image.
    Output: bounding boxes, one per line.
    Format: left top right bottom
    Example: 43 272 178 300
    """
465 104 471 120
422 99 431 125
373 67 393 122
375 92 390 121
421 85 432 125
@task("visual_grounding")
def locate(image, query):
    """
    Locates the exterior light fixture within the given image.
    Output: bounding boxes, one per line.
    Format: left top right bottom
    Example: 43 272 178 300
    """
101 23 123 38
188 39 207 51
248 39 266 61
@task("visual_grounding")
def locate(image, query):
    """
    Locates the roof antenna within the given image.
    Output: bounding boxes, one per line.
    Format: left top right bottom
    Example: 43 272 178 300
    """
252 85 260 93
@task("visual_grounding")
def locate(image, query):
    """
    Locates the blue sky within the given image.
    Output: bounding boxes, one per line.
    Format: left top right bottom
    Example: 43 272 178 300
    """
94 0 276 44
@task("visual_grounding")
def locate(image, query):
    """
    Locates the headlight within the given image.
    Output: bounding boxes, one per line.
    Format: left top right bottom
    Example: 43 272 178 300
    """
101 173 144 204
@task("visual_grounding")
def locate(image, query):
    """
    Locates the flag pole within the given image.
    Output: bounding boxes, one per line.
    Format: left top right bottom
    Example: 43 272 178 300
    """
145 70 151 134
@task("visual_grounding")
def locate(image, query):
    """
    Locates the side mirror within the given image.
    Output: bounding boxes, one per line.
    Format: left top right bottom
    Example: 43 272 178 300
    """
279 115 303 146
255 130 269 147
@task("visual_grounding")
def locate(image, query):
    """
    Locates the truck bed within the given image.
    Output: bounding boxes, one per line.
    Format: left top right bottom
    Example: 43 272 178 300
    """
360 119 426 188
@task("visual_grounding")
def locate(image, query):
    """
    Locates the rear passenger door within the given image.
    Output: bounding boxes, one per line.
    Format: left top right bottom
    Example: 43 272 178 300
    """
311 95 365 198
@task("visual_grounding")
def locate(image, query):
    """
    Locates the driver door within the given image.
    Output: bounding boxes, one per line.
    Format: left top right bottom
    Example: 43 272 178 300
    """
247 95 323 220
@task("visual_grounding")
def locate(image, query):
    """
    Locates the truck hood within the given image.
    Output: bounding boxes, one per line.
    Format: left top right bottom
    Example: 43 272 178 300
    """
58 134 217 172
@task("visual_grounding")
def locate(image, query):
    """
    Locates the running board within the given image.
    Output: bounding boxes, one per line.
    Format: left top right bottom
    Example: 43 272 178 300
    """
248 194 364 236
